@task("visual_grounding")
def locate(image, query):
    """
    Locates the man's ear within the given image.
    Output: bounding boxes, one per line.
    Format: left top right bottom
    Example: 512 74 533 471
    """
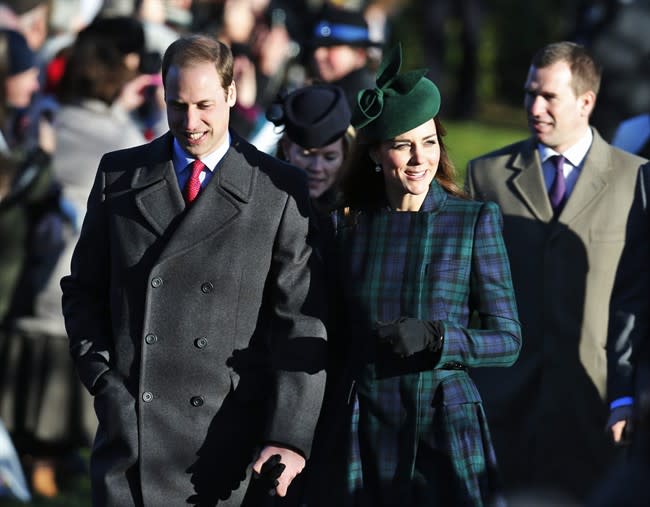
580 90 596 117
227 82 237 106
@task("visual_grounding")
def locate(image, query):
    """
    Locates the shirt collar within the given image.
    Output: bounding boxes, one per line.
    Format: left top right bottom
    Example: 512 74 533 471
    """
538 128 593 167
173 131 232 175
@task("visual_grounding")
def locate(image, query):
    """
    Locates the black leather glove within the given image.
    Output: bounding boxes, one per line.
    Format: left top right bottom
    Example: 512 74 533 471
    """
252 454 285 496
376 318 444 358
90 369 123 396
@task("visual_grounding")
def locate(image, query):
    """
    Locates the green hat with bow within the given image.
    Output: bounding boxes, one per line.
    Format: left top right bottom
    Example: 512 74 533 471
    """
352 43 441 143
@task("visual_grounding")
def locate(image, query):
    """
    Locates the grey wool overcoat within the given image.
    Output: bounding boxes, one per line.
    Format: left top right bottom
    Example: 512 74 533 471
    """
60 131 328 506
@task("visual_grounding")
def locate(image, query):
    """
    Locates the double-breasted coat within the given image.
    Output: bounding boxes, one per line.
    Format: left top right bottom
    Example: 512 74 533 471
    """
315 182 521 507
60 131 328 506
466 129 648 500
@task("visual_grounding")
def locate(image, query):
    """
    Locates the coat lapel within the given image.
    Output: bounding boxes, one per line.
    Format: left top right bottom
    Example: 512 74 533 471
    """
420 180 448 213
556 129 609 226
156 134 255 262
131 133 185 236
510 140 554 222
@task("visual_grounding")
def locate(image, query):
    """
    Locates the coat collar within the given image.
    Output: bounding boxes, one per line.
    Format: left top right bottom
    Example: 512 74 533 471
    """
508 129 611 225
129 131 258 261
373 179 448 213
509 137 554 222
557 128 610 226
131 131 254 204
419 179 449 213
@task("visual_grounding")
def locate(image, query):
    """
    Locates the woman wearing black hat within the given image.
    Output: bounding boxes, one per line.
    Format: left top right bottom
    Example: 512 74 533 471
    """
268 83 354 214
312 44 522 507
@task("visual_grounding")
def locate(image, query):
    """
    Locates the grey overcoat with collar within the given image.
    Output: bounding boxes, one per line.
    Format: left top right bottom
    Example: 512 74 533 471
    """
61 131 328 506
465 128 648 500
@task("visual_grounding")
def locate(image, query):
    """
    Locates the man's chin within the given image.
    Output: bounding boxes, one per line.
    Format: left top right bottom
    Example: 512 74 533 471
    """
531 131 548 145
178 142 203 158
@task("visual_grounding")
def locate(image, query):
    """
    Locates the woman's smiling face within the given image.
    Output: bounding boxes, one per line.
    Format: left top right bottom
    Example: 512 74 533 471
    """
371 119 439 211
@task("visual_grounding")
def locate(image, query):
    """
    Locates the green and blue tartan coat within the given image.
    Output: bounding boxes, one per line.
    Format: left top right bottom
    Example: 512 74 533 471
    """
327 181 522 507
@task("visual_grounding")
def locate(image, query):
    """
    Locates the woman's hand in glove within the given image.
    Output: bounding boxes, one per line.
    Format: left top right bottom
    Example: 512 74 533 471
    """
375 318 443 358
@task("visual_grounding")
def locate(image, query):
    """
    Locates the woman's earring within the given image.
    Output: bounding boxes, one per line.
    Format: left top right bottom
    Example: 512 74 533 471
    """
374 164 382 173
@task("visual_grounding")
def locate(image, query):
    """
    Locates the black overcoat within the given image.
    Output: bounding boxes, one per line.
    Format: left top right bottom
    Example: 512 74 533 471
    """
61 132 327 506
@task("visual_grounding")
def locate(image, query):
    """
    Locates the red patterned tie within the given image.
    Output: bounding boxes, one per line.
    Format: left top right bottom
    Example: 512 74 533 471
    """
184 159 205 203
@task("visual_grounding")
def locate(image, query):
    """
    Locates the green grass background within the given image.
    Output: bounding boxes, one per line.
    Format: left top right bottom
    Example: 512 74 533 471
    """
446 117 527 184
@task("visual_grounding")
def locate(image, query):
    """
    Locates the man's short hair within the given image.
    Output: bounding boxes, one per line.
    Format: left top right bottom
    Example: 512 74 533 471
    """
531 41 602 97
161 34 233 96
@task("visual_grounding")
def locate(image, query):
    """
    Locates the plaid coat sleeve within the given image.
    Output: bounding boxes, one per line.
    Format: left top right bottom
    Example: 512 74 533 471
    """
437 201 522 368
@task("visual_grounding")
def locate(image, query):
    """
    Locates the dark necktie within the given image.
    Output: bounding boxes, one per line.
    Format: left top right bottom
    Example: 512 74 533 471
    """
549 154 566 212
184 159 205 203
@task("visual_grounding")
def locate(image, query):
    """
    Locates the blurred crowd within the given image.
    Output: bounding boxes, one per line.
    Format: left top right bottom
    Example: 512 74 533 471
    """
0 0 648 504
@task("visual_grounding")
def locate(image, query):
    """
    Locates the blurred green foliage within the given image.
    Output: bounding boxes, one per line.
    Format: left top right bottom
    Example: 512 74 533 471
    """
445 117 528 184
390 0 581 108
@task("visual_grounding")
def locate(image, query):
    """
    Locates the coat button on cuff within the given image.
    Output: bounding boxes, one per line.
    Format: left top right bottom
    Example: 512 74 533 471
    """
201 282 214 293
190 396 204 407
142 391 153 402
145 333 158 344
194 337 208 348
151 277 163 288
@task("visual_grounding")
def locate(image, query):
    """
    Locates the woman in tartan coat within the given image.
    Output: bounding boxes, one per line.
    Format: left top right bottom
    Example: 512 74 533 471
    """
313 45 522 507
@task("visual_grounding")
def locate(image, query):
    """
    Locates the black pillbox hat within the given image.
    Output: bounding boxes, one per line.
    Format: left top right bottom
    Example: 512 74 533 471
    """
269 84 351 149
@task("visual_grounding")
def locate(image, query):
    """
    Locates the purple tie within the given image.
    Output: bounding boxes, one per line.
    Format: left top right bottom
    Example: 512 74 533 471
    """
549 155 566 211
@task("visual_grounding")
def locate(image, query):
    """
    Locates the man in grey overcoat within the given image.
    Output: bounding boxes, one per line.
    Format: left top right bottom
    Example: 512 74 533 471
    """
466 41 648 502
60 34 327 506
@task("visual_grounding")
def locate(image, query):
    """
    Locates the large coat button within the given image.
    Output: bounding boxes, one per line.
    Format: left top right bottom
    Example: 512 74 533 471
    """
201 282 214 293
190 396 204 407
151 277 163 288
142 391 153 402
194 337 208 348
145 333 158 344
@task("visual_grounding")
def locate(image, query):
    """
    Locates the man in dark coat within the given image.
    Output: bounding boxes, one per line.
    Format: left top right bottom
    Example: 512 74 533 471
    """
60 34 327 507
586 163 650 507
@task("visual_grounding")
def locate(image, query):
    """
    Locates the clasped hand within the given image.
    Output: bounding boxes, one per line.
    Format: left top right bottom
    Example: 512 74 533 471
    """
375 318 443 357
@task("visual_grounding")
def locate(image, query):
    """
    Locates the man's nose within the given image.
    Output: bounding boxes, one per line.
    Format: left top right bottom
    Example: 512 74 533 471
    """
185 108 201 129
528 95 545 116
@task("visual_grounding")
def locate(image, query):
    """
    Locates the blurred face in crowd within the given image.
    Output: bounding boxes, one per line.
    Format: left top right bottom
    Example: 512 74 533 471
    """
5 67 39 108
313 45 366 82
282 137 345 198
524 60 595 153
165 61 236 158
371 119 439 211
